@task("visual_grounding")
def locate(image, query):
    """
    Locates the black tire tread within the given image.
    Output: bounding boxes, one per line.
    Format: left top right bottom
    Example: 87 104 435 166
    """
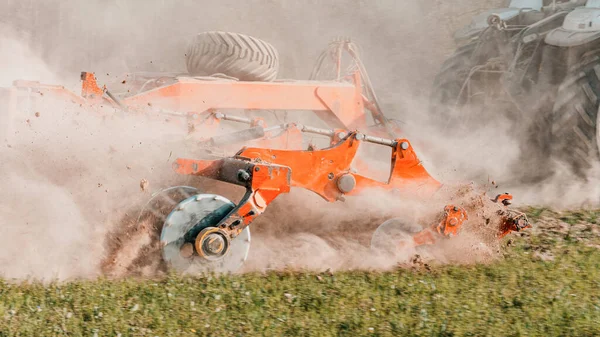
185 31 279 81
551 50 600 176
430 42 478 117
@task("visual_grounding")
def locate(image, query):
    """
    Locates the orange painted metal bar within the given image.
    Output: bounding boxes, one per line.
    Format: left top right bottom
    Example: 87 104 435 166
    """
175 133 442 203
122 77 367 130
11 80 87 105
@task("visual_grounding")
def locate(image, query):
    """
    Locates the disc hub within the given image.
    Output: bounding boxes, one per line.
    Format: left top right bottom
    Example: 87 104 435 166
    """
195 227 231 261
161 193 251 274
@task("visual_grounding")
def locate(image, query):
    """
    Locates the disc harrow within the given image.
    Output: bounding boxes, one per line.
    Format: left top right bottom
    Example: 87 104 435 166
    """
159 127 531 273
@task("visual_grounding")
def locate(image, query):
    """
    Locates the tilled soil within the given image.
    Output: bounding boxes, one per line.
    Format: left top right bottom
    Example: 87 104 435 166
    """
101 183 522 278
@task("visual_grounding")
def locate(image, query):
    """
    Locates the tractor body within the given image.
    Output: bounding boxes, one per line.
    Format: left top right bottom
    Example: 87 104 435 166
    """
429 1 600 182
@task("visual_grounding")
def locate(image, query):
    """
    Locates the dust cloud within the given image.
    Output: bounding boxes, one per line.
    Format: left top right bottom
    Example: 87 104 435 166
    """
0 0 594 280
0 37 202 280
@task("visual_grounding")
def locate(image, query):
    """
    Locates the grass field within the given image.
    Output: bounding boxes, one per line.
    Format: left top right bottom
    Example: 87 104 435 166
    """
0 208 599 337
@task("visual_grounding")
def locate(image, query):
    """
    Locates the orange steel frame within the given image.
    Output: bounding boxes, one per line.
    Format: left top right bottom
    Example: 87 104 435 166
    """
78 71 391 134
4 71 396 147
173 132 530 248
2 71 529 250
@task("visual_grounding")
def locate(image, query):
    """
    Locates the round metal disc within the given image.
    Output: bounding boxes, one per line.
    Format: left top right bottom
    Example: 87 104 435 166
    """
136 186 200 224
160 194 250 275
370 218 422 259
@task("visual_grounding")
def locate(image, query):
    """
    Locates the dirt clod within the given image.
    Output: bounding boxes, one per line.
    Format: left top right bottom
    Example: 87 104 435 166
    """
140 179 149 191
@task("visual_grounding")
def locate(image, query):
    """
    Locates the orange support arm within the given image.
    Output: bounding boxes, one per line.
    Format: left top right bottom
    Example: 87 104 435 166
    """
175 133 441 203
173 132 441 235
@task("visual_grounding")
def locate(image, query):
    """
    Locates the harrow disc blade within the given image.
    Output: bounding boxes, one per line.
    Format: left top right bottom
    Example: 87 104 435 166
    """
370 218 421 259
136 186 201 225
160 194 250 275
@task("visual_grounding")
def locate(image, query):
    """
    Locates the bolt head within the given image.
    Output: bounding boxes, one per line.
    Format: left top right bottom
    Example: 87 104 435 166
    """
237 169 251 182
336 174 356 193
400 142 409 150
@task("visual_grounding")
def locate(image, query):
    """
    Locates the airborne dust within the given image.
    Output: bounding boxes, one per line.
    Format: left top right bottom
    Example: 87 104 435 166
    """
0 0 596 280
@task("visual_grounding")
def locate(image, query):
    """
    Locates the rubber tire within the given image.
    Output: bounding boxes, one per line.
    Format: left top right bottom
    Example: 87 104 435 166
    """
185 31 279 82
510 46 564 183
429 42 478 121
551 50 600 177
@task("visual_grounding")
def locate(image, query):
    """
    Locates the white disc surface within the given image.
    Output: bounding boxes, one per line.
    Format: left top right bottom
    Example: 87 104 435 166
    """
161 194 250 274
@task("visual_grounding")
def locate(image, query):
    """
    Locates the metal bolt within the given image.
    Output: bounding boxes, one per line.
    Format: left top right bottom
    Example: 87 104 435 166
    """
400 142 409 150
255 167 260 172
215 112 224 119
356 133 365 140
338 131 347 139
237 169 251 182
328 173 334 180
453 206 459 212
337 174 356 193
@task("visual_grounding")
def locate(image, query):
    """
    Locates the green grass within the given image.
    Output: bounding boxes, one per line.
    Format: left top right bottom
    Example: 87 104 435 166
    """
0 210 599 336
524 207 600 225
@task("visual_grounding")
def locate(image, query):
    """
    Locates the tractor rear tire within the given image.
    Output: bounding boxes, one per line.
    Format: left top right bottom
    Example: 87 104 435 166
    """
429 42 477 122
185 31 279 82
550 50 600 177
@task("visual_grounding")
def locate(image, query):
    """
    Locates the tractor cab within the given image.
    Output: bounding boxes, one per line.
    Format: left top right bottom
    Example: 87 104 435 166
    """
546 0 600 47
452 1 586 43
454 0 546 42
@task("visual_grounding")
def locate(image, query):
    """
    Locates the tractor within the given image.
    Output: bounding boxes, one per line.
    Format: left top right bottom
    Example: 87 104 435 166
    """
428 0 600 182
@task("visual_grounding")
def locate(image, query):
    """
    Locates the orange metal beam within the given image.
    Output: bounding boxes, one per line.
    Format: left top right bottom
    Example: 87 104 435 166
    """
123 78 367 129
